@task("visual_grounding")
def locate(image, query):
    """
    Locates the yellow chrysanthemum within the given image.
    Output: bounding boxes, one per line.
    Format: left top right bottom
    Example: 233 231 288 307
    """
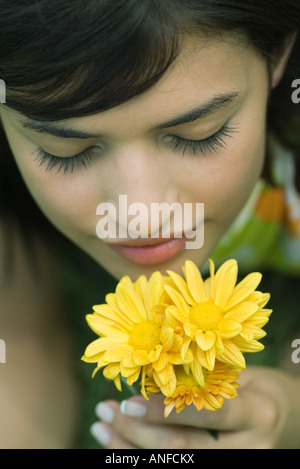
144 363 239 417
81 271 192 397
164 259 272 374
82 258 272 419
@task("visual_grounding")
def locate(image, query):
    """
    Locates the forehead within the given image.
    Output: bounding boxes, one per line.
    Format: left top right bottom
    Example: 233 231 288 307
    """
63 34 257 134
7 33 262 137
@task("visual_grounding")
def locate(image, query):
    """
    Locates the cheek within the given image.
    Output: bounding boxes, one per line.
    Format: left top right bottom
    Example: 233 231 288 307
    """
29 171 101 235
1 119 103 237
34 178 96 233
11 142 101 236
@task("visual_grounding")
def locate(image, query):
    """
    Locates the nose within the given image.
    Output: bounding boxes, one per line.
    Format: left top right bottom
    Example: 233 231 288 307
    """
103 144 180 238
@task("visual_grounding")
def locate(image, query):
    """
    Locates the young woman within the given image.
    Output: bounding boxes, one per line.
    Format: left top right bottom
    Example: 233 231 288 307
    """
0 0 300 448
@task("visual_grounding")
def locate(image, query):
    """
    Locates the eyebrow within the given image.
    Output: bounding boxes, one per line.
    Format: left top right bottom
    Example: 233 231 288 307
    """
19 119 100 139
155 92 239 129
17 92 239 139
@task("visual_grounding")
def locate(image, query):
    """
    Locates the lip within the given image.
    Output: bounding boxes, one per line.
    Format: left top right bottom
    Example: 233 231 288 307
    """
107 236 187 265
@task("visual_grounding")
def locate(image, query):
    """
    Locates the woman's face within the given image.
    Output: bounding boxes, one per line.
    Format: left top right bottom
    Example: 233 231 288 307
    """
0 34 270 280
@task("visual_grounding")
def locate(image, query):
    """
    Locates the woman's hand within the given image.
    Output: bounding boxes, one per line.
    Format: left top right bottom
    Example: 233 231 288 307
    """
90 366 300 449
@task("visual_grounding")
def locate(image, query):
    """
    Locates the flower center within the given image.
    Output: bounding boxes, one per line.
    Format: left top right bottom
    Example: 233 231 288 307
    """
189 301 223 331
129 320 161 352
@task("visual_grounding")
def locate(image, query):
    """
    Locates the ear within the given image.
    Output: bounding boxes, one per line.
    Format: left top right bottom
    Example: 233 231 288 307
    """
271 32 297 89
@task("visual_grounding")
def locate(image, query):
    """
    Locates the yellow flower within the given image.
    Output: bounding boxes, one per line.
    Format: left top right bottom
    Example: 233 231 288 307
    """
81 271 192 397
82 258 272 419
164 259 272 375
145 363 239 418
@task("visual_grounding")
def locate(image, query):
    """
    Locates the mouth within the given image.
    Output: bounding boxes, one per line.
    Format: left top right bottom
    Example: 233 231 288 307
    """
107 235 188 265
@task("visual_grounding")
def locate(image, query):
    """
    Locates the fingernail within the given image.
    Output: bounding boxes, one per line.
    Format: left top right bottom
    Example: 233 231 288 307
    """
90 422 111 447
95 402 115 423
120 400 147 418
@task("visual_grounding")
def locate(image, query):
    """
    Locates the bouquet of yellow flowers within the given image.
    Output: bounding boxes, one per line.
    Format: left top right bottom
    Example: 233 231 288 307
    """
82 259 272 417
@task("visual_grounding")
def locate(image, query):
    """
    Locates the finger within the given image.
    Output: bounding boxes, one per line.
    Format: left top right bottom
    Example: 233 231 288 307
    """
90 421 137 449
93 401 256 449
94 399 270 449
119 386 260 432
95 400 179 449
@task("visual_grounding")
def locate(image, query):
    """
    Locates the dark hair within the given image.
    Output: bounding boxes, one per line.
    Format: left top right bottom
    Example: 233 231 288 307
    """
0 0 300 225
1 1 300 120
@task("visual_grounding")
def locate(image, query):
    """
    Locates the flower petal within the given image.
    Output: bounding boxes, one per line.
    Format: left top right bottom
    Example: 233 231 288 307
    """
214 259 238 307
154 363 175 386
232 336 265 353
197 346 216 371
257 293 271 309
207 259 216 298
165 304 188 325
147 271 164 309
102 344 133 362
161 324 174 351
103 293 137 325
241 322 267 341
114 375 122 391
203 277 212 297
249 309 272 328
171 334 183 352
218 382 239 399
119 275 134 287
116 283 147 322
148 345 163 362
183 322 197 339
154 365 176 396
86 315 129 340
134 275 148 310
164 285 190 316
103 363 120 380
184 260 206 303
191 359 205 387
195 330 216 351
153 352 168 372
133 350 149 366
84 337 124 357
121 352 136 368
218 319 242 338
168 351 192 365
126 370 141 385
219 341 246 369
180 338 191 360
81 352 104 364
203 392 223 411
166 269 195 305
91 305 127 324
224 301 259 323
120 365 139 378
224 273 262 310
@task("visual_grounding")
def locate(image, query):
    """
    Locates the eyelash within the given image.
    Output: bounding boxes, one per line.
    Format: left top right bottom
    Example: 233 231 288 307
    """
34 146 98 174
167 123 238 156
34 123 238 174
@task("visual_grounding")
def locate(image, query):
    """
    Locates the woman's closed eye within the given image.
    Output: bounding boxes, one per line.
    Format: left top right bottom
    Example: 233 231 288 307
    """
32 122 239 175
33 145 100 174
166 123 238 156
